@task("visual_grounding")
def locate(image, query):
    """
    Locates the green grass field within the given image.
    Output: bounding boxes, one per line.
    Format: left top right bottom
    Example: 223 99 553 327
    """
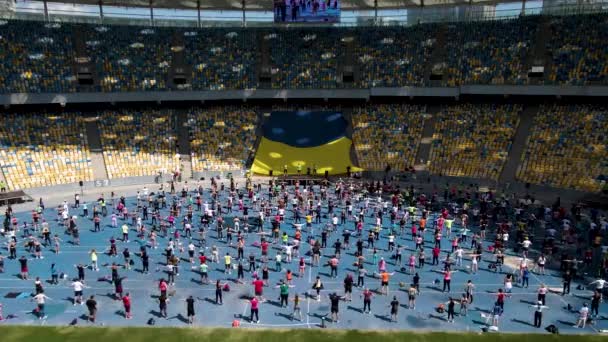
0 326 603 342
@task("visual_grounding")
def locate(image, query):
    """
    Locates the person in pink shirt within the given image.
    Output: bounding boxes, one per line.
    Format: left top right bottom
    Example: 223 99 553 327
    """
408 254 416 274
250 297 260 323
378 257 387 273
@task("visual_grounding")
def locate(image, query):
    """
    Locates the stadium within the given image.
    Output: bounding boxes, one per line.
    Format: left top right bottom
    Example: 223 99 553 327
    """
0 0 607 341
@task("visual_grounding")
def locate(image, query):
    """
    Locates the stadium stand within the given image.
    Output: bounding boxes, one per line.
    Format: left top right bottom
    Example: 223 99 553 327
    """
0 21 77 93
183 28 257 90
428 104 521 180
270 28 342 89
355 25 435 87
0 113 93 189
97 109 180 179
0 15 607 92
352 104 427 171
517 104 608 192
83 24 172 92
188 106 259 172
546 14 608 85
444 17 538 86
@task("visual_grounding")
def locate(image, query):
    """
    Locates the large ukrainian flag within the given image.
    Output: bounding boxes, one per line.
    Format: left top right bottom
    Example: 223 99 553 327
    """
251 111 362 176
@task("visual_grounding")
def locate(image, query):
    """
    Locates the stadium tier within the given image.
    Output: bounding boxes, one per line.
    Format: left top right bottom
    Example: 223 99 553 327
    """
547 14 608 85
0 14 606 93
0 103 606 192
184 28 257 91
0 113 92 189
444 18 538 86
97 109 180 179
188 105 259 172
0 21 77 93
428 104 521 181
517 105 608 192
352 104 427 171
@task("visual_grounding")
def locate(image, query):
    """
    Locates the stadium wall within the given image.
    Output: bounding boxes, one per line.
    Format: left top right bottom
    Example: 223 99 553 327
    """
2 86 608 106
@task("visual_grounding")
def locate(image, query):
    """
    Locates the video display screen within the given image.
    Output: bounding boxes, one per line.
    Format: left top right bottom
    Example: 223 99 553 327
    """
274 0 340 23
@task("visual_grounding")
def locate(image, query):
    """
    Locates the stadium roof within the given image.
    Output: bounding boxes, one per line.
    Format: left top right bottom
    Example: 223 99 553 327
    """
33 0 507 11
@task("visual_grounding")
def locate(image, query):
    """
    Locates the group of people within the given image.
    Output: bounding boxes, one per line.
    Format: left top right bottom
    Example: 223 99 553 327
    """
0 175 606 331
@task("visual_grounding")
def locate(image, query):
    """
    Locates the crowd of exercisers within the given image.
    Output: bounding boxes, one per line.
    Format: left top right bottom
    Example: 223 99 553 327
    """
0 14 607 93
0 176 606 330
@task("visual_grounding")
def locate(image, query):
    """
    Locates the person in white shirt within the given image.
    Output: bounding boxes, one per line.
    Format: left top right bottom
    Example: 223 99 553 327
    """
72 280 87 305
32 293 51 319
590 278 606 292
521 238 532 257
531 300 548 328
574 303 589 328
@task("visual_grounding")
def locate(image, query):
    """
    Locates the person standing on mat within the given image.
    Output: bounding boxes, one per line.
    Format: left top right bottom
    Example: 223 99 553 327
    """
31 292 51 320
250 296 260 323
362 287 373 314
122 292 132 319
329 292 345 323
389 296 400 322
447 297 456 323
531 300 547 328
186 295 196 324
85 295 97 323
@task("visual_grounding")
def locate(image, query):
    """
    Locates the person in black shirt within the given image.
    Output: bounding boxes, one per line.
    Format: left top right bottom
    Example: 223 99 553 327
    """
413 273 420 294
328 292 344 323
141 252 149 274
447 297 455 322
75 264 85 282
186 295 196 324
563 270 572 295
159 294 169 318
85 295 97 323
333 240 342 258
18 256 28 280
343 274 354 301
390 296 399 322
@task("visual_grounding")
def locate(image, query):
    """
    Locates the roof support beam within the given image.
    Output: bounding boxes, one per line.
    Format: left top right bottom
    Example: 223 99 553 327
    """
98 0 104 23
197 0 201 27
149 0 154 26
374 0 378 23
43 0 49 21
242 0 246 26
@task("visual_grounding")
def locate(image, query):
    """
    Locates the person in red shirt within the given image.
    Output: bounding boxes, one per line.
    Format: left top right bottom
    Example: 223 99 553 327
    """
199 254 207 264
496 288 505 309
260 240 269 261
122 292 132 319
432 246 441 265
252 277 265 300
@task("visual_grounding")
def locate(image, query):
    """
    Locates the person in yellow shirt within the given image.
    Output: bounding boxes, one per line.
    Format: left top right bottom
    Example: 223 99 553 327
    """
90 249 99 271
122 224 129 242
306 214 313 232
224 253 232 274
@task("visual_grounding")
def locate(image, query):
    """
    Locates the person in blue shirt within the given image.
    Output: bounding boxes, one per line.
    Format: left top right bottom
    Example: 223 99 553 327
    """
522 268 530 288
50 263 58 285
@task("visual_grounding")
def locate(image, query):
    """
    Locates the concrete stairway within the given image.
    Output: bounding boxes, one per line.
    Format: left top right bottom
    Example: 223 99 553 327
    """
0 166 8 190
257 32 272 88
526 17 552 85
246 108 267 169
175 110 193 180
342 108 360 167
84 119 108 180
499 105 538 184
424 24 447 85
414 105 439 172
